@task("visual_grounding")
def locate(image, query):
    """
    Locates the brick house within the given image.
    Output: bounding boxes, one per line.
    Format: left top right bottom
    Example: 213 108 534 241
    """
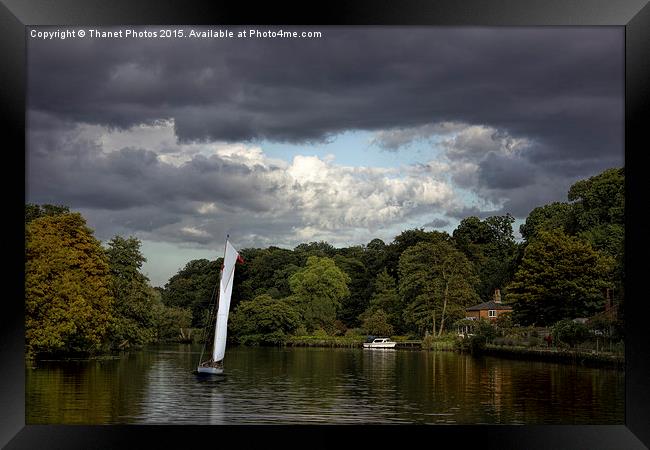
465 289 513 321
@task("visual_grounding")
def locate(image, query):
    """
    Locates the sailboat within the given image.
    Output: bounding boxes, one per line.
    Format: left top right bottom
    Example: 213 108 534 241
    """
197 236 244 375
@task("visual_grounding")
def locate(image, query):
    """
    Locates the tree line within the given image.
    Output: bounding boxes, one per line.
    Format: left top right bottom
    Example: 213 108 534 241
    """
25 205 191 358
25 167 624 355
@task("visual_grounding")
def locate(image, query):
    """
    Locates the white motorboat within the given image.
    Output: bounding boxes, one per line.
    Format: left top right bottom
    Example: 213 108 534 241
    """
363 338 397 349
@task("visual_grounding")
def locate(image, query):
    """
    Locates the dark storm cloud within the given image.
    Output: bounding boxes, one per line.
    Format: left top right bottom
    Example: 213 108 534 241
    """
26 121 286 214
28 26 623 173
477 152 537 190
26 26 624 267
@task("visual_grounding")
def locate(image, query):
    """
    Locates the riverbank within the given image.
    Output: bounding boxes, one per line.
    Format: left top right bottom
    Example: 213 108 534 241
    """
282 335 623 368
481 344 624 369
283 334 458 351
285 335 364 348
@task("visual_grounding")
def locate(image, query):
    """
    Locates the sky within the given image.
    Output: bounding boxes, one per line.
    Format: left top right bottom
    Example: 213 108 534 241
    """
26 26 624 287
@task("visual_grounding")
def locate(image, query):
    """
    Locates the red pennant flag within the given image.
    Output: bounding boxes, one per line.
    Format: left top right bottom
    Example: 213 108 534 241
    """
237 254 245 264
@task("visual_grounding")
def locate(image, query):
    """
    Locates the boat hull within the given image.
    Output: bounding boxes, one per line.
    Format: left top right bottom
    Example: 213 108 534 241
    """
197 366 224 375
363 343 397 349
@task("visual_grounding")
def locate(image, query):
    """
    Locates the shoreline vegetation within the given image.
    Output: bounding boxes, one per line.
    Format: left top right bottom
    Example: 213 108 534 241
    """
26 168 625 371
28 334 624 370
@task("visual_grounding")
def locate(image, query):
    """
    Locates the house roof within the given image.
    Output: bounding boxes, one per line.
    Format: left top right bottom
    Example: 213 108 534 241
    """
466 300 513 311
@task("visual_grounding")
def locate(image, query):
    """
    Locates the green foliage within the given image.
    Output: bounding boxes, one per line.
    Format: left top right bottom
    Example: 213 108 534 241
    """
361 309 394 336
294 241 336 260
288 256 351 331
552 319 591 348
474 318 498 342
454 318 496 353
453 214 518 302
229 294 302 345
312 327 329 337
361 269 402 331
151 295 193 342
494 312 514 330
239 247 301 300
25 203 70 224
385 229 451 278
333 253 371 328
568 168 624 310
568 167 624 232
162 258 222 327
293 325 308 336
363 238 389 275
25 213 113 356
105 236 157 348
519 202 573 242
399 240 479 336
506 230 614 326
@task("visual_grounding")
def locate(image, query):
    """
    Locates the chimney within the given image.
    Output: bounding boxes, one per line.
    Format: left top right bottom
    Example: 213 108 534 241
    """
494 288 501 304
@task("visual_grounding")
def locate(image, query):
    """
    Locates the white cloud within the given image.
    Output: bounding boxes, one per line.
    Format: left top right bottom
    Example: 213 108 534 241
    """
31 120 461 250
181 226 210 238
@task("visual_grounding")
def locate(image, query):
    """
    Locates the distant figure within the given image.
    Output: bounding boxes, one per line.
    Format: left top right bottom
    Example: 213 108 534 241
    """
544 334 553 348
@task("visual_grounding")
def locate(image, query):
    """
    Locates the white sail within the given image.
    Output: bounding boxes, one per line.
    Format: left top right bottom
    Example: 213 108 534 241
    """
212 240 241 362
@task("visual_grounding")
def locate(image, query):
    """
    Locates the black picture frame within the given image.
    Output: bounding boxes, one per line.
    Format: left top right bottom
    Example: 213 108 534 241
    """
2 1 649 448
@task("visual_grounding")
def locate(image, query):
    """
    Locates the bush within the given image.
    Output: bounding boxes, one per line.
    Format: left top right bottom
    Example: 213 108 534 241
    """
468 334 486 353
552 319 591 348
345 328 364 337
361 309 394 337
313 327 329 337
331 320 347 336
294 325 308 336
422 333 434 349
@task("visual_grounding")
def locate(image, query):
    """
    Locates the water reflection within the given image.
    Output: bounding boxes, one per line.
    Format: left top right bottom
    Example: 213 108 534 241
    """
26 345 624 424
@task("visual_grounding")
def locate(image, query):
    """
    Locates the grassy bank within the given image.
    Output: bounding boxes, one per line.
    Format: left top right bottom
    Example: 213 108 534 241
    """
482 344 624 369
421 334 456 351
284 335 365 348
283 334 457 350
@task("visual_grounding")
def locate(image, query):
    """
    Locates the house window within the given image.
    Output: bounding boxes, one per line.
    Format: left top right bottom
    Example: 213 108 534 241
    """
488 310 497 317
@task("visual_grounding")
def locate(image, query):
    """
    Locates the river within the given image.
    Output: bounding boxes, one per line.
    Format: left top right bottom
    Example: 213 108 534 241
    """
26 344 624 424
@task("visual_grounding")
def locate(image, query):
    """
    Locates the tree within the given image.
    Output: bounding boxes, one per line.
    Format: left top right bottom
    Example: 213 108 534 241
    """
568 167 624 232
385 229 451 278
26 213 113 356
294 241 336 262
399 240 479 336
568 168 625 335
361 309 394 336
506 229 614 326
162 258 222 327
453 214 518 301
25 203 70 224
105 236 157 348
362 268 402 331
229 294 302 345
151 294 193 342
519 202 573 242
239 247 302 299
333 253 371 328
288 256 350 331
